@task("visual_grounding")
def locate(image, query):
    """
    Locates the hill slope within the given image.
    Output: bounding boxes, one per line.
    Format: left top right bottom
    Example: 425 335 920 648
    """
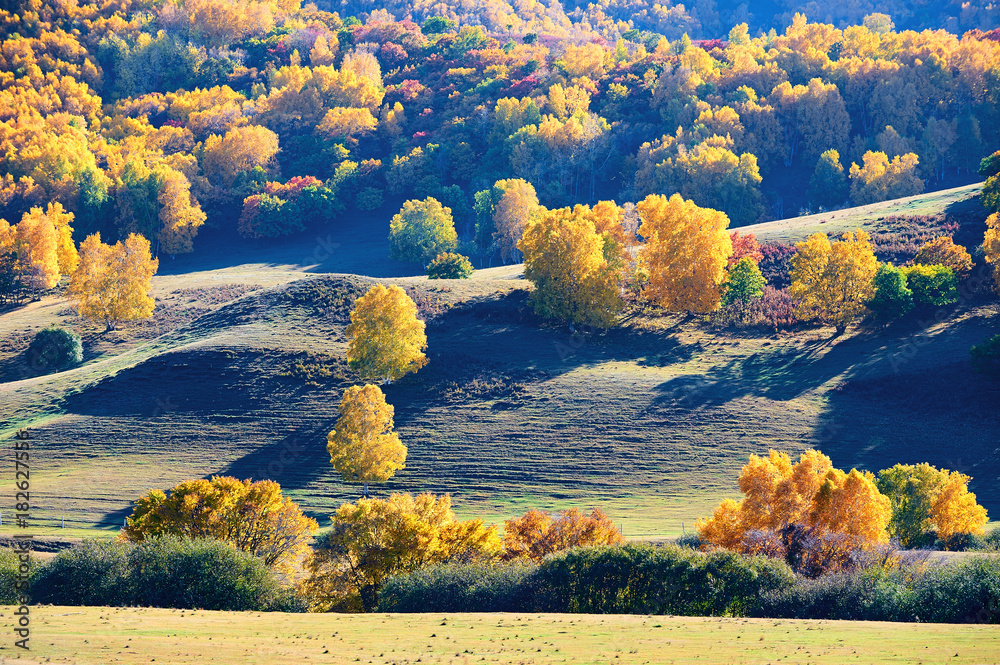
1 187 997 537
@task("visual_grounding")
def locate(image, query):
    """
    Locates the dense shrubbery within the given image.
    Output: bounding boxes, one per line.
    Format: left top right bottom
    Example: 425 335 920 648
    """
426 252 474 279
379 562 537 612
757 243 797 289
710 286 797 330
758 555 1000 623
379 544 795 616
379 543 1000 623
970 334 1000 376
902 264 958 306
26 326 82 370
0 548 30 605
31 537 302 611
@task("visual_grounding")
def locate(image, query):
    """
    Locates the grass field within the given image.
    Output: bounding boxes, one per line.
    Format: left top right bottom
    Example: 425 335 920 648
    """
1 606 998 665
0 186 998 539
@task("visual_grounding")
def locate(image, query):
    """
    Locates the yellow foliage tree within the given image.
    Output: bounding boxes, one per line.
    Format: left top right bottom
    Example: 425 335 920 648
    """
913 236 973 277
157 167 206 255
518 206 624 328
309 33 339 66
316 107 378 144
200 125 280 188
303 493 502 611
636 193 732 313
849 151 924 205
492 178 539 263
789 230 878 333
14 205 62 293
123 476 318 574
68 232 158 331
562 43 606 80
982 213 1000 294
502 507 624 563
327 384 407 496
931 471 989 545
345 284 428 383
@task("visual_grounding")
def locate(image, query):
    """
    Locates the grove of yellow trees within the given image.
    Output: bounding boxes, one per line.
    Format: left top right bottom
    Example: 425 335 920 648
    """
788 230 879 332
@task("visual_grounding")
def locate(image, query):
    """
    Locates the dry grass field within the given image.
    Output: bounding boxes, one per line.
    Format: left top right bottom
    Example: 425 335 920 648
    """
1 606 998 665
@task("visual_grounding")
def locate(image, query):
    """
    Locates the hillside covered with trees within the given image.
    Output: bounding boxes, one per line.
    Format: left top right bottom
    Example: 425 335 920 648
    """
0 0 999 281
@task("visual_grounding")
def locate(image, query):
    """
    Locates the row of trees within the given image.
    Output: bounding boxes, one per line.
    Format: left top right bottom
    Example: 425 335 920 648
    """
466 177 989 333
3 3 999 257
122 475 624 612
1 203 158 331
698 449 988 574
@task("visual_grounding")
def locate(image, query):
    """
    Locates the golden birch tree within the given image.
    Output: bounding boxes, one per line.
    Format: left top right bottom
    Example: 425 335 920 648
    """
788 230 878 333
68 232 158 331
518 206 624 328
326 384 407 496
345 284 428 383
636 193 732 313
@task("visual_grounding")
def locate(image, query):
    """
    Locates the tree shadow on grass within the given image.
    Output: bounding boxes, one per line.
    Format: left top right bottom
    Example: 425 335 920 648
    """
650 335 850 409
155 218 424 279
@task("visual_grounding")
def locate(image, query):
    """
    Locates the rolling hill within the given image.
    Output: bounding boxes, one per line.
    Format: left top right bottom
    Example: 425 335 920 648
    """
1 184 997 538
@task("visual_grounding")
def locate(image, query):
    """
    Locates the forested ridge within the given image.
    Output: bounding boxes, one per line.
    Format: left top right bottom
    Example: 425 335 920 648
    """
0 0 999 264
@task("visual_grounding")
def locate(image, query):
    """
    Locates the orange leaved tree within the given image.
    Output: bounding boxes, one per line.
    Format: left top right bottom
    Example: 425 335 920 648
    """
697 449 892 575
502 507 624 563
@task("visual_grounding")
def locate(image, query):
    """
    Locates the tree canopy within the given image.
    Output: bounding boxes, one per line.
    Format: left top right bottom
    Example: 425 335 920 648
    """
327 384 407 493
345 284 428 383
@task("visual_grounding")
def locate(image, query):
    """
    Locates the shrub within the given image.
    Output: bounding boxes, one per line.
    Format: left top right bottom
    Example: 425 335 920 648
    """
909 556 1000 623
757 242 797 288
426 252 473 279
867 263 913 323
710 286 797 330
128 536 303 611
31 537 302 610
902 264 957 306
755 565 916 622
32 539 131 606
0 547 33 604
759 556 1000 623
533 544 795 616
378 545 795 616
26 326 82 371
970 334 1000 376
378 562 536 612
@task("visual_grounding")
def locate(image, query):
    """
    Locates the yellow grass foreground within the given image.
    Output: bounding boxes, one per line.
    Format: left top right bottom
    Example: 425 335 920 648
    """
0 607 997 664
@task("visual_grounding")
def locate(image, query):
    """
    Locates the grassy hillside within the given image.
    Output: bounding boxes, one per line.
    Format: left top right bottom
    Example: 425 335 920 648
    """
7 606 1000 665
0 187 997 538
